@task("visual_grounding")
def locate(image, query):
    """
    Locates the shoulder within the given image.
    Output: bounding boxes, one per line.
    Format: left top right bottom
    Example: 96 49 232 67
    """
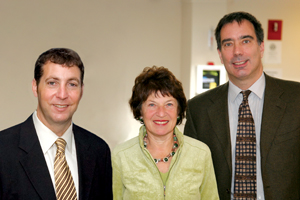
112 136 139 157
180 136 213 165
188 82 228 106
0 123 22 151
73 124 110 150
183 135 211 154
0 123 22 136
0 117 34 157
266 74 300 89
265 75 300 101
0 116 32 141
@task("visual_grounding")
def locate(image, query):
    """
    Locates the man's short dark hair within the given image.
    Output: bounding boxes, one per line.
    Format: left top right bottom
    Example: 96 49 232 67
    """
34 48 84 85
215 11 264 50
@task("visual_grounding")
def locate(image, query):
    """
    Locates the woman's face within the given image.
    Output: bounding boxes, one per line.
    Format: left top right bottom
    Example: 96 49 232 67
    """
141 91 178 137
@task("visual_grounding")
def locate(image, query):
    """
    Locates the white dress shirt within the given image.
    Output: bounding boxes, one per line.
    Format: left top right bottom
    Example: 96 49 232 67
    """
32 111 79 198
228 73 265 200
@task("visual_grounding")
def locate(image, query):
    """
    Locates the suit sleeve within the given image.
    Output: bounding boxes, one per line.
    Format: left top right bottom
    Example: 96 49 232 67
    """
184 100 198 139
104 147 113 199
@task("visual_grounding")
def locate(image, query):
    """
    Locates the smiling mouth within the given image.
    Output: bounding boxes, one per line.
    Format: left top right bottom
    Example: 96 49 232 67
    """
154 121 168 125
54 105 68 108
233 60 248 66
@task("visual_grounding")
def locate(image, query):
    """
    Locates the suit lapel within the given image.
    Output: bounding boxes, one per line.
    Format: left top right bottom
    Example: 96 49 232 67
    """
207 83 232 173
18 116 56 200
260 75 286 169
73 125 96 200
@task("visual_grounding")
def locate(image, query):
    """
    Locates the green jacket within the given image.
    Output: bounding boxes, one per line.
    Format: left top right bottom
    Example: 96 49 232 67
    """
112 126 219 200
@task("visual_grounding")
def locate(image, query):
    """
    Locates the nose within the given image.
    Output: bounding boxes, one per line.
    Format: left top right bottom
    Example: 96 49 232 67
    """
157 106 166 117
56 85 68 99
233 43 243 56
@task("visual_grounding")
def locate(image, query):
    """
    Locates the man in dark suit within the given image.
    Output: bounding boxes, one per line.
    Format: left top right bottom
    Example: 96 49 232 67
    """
0 48 112 199
184 12 300 200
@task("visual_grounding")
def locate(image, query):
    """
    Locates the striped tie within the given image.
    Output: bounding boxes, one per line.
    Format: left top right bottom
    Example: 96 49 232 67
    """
54 138 77 200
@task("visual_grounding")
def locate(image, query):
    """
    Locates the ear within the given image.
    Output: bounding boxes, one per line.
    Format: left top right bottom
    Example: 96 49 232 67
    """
217 49 224 64
80 83 84 99
32 79 38 97
259 41 264 58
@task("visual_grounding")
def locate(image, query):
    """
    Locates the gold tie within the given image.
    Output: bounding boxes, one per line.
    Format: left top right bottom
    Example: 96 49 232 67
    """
54 138 77 200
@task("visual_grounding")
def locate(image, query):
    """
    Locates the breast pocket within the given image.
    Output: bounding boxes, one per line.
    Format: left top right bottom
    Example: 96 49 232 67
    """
274 127 300 145
267 127 300 171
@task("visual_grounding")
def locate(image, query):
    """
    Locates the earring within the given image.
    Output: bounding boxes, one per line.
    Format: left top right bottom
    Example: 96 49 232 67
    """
138 117 144 124
177 116 180 123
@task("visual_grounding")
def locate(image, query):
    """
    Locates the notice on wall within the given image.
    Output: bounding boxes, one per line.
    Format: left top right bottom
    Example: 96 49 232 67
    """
264 41 282 64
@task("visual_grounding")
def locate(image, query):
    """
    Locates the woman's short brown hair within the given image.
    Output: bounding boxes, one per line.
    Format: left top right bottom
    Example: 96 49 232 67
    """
129 66 187 125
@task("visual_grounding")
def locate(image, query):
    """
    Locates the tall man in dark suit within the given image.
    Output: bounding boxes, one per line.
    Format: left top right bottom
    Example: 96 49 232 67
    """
0 48 112 199
184 12 300 200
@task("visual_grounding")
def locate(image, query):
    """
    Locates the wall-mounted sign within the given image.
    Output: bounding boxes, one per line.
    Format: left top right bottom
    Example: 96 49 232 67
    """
268 20 282 40
264 41 282 64
196 65 227 94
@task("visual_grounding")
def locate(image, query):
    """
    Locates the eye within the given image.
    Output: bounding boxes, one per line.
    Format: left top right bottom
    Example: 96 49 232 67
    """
166 103 173 107
243 40 250 44
149 103 155 107
69 82 78 87
48 81 56 86
223 42 233 48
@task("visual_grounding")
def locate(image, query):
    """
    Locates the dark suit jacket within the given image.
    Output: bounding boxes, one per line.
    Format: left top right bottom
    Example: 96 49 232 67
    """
0 115 112 200
184 74 300 200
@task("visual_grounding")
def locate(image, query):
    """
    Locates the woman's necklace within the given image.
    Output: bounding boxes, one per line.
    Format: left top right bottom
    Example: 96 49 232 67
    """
143 133 179 164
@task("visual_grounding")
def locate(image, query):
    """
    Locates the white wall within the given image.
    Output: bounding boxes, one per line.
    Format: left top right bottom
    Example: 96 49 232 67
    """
190 0 227 98
0 0 182 149
1 0 300 150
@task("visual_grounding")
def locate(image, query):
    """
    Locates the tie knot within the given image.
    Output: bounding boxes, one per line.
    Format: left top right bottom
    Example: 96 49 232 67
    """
241 90 251 101
55 138 67 154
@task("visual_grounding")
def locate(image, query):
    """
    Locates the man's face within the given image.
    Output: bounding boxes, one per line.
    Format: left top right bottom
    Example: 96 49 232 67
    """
218 20 264 88
32 62 83 133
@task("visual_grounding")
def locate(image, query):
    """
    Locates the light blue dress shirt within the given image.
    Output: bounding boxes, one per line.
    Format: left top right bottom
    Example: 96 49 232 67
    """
228 73 265 200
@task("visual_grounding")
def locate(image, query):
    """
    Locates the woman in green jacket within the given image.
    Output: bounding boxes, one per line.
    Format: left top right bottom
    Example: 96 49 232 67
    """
112 66 219 200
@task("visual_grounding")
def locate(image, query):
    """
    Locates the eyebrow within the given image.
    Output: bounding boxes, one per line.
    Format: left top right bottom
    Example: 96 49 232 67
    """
221 38 233 45
241 35 254 40
46 77 81 83
68 78 81 83
221 35 255 45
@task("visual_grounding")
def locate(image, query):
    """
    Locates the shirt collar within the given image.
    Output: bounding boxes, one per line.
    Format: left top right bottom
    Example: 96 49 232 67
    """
228 73 266 102
33 111 74 154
